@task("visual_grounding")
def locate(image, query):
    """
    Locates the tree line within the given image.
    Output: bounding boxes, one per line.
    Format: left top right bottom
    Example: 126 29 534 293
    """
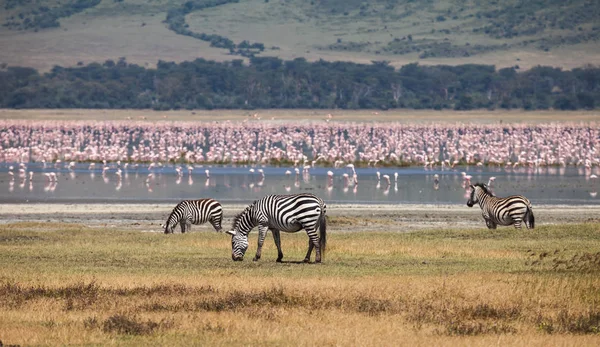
0 57 598 110
165 0 266 58
3 0 102 31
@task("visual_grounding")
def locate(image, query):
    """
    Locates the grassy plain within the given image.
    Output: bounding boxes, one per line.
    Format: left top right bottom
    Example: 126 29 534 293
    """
0 0 599 72
1 221 600 346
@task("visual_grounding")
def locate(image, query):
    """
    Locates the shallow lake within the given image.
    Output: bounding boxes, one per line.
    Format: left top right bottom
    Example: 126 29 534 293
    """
0 163 598 205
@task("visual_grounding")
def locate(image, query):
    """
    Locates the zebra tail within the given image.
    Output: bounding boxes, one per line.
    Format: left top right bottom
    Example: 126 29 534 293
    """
319 213 327 257
527 207 535 229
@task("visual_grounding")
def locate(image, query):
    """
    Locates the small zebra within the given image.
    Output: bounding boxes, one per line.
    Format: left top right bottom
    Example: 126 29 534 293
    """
467 183 535 229
163 199 223 234
226 193 327 263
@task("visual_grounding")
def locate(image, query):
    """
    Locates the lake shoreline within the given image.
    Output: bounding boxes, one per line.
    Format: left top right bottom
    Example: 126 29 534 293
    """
2 203 598 232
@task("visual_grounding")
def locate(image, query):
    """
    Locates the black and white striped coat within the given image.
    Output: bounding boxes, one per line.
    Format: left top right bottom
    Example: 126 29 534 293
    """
467 183 535 229
163 199 223 234
226 193 327 263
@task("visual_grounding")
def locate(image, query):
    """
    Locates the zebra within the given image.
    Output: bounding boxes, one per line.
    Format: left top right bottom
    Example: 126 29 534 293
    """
466 183 535 229
163 199 223 234
225 193 327 263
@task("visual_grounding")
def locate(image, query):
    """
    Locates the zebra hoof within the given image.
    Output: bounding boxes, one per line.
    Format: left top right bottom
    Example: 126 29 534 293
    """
303 258 310 263
276 258 283 263
253 257 260 262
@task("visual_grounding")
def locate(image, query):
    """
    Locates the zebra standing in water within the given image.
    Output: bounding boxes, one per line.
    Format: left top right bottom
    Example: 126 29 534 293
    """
226 193 327 263
163 199 223 234
467 183 535 229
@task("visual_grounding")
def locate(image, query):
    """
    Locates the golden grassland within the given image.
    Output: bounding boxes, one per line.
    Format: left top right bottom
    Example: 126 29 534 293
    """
1 108 599 124
1 220 600 346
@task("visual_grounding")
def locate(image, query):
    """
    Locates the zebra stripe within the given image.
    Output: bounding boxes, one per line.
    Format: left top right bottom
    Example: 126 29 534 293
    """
226 193 327 263
467 183 535 229
164 199 223 234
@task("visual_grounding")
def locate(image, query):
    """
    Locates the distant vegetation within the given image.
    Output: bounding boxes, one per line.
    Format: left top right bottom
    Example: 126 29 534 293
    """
1 57 598 110
164 0 266 57
2 0 101 30
309 0 600 58
3 0 598 60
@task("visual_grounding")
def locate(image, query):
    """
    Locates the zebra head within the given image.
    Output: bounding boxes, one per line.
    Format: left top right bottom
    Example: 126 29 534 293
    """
163 214 178 234
226 204 255 261
226 229 249 261
467 184 477 207
163 222 175 234
467 183 490 207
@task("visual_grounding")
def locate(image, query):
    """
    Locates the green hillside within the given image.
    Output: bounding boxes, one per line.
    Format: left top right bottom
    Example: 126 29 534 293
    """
0 0 599 71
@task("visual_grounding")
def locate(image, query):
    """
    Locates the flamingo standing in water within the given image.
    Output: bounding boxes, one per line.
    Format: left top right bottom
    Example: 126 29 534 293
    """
382 174 391 187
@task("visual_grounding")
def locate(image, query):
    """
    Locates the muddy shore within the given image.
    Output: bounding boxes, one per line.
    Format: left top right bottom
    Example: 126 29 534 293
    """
1 203 598 232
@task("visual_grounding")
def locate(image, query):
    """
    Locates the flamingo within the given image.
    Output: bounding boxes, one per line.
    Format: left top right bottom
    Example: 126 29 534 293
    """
382 174 390 186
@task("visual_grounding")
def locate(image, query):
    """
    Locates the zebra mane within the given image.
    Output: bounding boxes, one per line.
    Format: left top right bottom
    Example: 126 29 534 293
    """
231 201 256 229
165 208 179 227
473 182 492 195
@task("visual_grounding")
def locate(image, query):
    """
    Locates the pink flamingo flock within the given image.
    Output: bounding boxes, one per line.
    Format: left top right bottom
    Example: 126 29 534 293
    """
1 120 599 169
1 119 598 200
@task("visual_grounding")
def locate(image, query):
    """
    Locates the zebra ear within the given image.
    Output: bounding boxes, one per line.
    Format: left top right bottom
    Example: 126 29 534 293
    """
469 184 474 189
226 230 237 236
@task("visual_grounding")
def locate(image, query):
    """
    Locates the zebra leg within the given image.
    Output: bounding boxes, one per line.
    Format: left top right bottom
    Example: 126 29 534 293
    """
253 225 269 261
209 218 222 232
485 219 497 229
304 230 321 263
270 228 283 262
180 220 186 233
304 240 314 263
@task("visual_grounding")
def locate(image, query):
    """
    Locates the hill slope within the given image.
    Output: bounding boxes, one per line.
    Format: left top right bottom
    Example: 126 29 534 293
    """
0 0 599 71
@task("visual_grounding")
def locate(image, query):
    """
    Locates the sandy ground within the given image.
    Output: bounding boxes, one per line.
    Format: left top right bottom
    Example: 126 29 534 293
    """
1 203 599 232
1 109 600 124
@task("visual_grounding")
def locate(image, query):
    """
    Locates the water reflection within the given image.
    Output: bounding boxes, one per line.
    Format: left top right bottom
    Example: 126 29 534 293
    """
0 163 598 205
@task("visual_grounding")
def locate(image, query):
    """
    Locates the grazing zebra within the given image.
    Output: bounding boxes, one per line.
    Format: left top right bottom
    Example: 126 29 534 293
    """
467 183 535 229
163 199 223 234
226 193 327 263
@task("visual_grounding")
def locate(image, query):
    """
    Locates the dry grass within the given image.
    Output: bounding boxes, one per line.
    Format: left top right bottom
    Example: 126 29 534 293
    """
1 222 600 345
